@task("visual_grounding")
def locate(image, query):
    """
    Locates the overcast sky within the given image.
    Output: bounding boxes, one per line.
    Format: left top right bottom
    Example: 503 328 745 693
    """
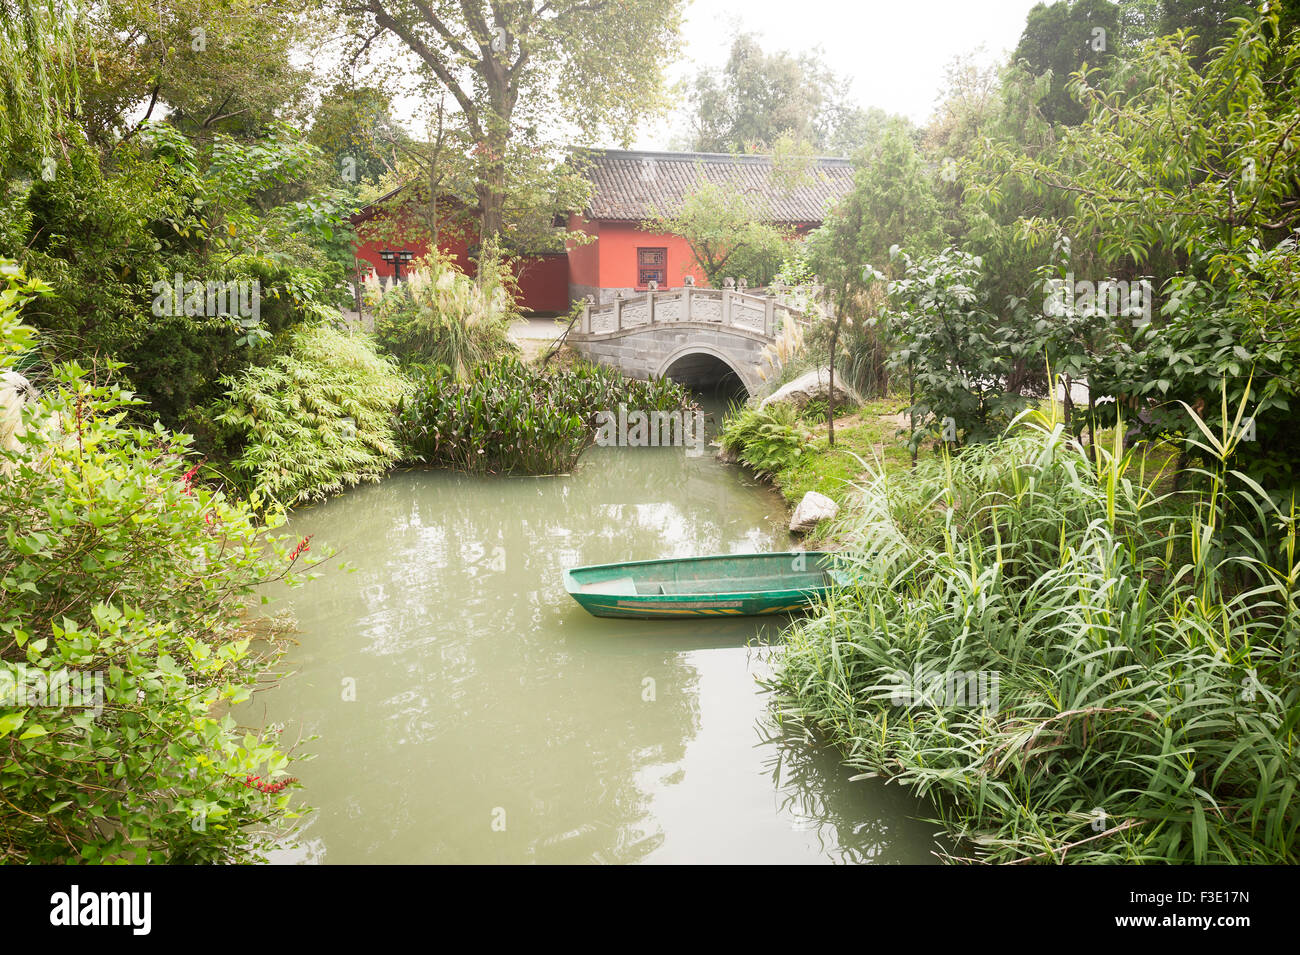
631 0 1045 149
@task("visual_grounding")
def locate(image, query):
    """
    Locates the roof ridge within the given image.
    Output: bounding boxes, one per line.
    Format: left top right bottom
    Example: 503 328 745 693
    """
572 146 853 165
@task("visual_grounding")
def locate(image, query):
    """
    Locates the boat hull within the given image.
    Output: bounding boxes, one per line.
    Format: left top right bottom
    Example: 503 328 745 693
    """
563 552 838 620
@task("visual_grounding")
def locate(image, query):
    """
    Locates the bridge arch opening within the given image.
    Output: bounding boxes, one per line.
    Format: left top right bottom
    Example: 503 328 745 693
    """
659 349 750 404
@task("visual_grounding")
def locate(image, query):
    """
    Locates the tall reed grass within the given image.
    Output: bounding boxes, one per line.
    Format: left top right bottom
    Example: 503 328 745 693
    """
769 399 1300 863
368 251 518 377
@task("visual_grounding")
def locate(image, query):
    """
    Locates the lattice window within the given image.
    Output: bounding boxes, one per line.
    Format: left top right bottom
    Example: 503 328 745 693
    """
637 247 667 288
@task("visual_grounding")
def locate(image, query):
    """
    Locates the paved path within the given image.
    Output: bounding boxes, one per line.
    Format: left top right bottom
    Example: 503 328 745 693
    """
511 316 570 362
511 316 565 341
341 308 567 361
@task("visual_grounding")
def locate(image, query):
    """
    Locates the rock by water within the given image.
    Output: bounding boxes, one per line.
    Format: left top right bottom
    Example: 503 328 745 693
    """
789 490 839 534
760 368 858 412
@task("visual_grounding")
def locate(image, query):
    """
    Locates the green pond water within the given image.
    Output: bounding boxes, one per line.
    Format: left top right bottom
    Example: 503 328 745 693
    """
250 435 944 864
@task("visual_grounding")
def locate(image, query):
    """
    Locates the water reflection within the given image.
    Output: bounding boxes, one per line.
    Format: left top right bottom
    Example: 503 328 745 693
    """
250 443 943 864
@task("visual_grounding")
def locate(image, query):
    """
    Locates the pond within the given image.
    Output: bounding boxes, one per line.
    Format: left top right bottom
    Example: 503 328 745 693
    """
250 427 944 864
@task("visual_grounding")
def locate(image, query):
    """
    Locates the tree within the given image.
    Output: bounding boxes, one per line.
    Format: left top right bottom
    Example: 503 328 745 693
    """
5 120 347 429
687 31 834 153
821 105 898 159
344 0 684 241
962 8 1300 484
356 98 591 274
1014 0 1122 125
1152 0 1267 60
683 30 879 156
79 0 318 146
1111 1 1300 62
806 122 942 436
643 179 790 287
928 55 1070 401
0 0 84 176
885 247 1033 450
309 82 403 190
1 2 351 435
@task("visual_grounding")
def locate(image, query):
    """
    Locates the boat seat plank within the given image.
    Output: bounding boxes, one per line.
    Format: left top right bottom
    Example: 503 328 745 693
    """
580 576 639 595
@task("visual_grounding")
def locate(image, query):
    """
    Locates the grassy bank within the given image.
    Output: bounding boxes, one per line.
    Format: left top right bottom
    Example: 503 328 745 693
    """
718 394 937 543
722 394 1179 539
764 408 1300 863
763 397 917 506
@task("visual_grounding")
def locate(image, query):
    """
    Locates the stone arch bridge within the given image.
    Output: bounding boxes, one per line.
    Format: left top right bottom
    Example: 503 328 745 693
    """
569 286 805 396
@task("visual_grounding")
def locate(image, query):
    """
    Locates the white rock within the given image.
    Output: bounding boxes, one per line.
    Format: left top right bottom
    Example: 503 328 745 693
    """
1 371 36 454
760 368 858 412
789 490 838 534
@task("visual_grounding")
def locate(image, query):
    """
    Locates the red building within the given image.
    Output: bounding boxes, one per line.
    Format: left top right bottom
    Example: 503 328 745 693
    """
350 149 854 316
350 192 571 314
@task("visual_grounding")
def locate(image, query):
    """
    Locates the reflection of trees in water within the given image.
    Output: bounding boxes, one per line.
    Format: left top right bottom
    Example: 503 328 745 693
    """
747 649 946 865
264 449 791 863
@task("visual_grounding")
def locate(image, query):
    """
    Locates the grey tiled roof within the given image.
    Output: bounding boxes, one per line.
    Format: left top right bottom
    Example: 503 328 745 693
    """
575 148 854 224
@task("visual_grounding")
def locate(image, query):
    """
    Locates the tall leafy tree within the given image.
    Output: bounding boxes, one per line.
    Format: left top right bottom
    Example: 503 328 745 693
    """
688 31 833 153
978 9 1300 482
1115 1 1300 59
806 122 942 438
343 0 684 241
0 0 85 171
1153 0 1267 59
308 82 402 189
643 179 789 287
684 30 878 156
1014 0 1121 125
79 0 318 146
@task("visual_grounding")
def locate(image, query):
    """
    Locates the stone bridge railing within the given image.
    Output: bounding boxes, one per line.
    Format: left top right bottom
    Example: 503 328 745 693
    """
579 284 806 339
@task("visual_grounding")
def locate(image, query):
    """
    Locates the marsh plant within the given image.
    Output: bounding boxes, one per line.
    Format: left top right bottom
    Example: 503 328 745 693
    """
395 356 695 475
769 392 1300 863
592 404 707 456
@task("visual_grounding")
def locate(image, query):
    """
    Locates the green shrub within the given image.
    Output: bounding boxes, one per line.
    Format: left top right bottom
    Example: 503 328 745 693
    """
395 356 695 475
5 129 346 432
213 323 408 504
770 404 1300 863
720 402 814 477
798 397 830 425
1 274 309 863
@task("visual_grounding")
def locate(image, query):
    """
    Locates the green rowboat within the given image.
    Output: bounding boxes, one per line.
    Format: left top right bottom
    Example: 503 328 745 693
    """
563 551 839 619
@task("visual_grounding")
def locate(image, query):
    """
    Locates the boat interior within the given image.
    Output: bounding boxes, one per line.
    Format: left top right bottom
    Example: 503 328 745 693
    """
575 555 834 597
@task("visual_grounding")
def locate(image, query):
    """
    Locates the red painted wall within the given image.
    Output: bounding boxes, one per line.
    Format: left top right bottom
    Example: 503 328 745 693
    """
603 222 706 289
512 254 570 314
565 217 707 290
352 204 569 314
566 213 600 289
352 204 475 279
354 199 817 315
